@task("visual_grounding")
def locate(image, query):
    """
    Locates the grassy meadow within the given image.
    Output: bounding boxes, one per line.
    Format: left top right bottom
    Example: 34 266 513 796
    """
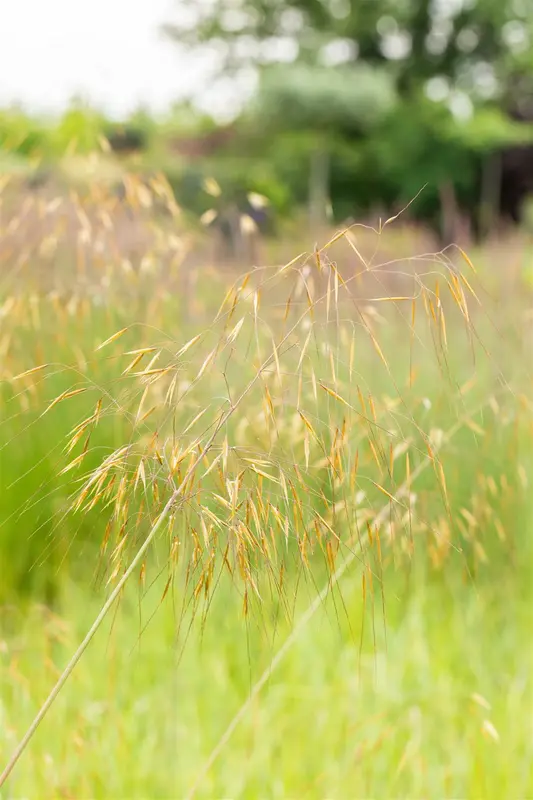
0 169 532 798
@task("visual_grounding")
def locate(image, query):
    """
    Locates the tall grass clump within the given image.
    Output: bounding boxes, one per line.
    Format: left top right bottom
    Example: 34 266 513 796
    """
0 165 532 795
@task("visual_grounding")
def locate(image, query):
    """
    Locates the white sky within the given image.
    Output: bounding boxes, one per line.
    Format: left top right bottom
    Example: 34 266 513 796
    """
0 0 226 118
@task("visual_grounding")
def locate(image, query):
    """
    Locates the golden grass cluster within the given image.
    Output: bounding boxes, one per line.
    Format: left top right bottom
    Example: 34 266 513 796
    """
1 169 528 611
0 165 531 785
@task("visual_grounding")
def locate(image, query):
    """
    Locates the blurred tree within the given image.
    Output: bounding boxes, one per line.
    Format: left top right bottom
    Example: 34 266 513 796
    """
48 102 107 156
103 107 158 156
367 96 533 240
245 62 397 226
165 0 532 101
164 0 533 236
0 108 48 159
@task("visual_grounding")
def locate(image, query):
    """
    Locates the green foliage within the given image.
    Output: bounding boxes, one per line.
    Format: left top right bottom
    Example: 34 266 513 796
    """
161 0 533 228
3 539 533 797
252 63 398 134
165 0 531 98
369 98 476 215
0 105 108 161
164 154 291 220
158 101 219 139
0 109 48 158
451 107 533 152
47 105 107 156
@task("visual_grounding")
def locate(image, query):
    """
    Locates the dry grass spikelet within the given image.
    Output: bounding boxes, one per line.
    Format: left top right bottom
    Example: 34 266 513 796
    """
1 180 532 786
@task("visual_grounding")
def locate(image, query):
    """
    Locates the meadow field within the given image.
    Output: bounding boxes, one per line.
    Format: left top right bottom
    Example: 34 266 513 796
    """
0 169 532 798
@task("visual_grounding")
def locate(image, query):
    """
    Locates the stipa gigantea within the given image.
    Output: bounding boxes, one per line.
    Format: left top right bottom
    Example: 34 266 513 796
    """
1 199 531 787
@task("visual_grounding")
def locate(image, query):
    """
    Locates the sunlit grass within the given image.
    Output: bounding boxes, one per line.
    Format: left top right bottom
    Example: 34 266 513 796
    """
1 529 532 798
0 169 532 795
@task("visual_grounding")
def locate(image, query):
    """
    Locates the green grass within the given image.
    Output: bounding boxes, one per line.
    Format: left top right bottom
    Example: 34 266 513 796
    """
1 529 532 798
1 370 531 797
1 180 532 797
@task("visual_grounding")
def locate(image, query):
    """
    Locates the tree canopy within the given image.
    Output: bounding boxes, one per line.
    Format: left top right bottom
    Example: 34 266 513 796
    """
163 0 533 236
165 0 533 103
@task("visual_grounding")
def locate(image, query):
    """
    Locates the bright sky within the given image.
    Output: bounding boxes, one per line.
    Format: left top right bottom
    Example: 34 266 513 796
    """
0 0 224 118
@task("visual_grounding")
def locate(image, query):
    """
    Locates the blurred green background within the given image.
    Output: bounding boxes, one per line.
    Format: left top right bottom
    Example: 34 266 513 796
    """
1 0 533 797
